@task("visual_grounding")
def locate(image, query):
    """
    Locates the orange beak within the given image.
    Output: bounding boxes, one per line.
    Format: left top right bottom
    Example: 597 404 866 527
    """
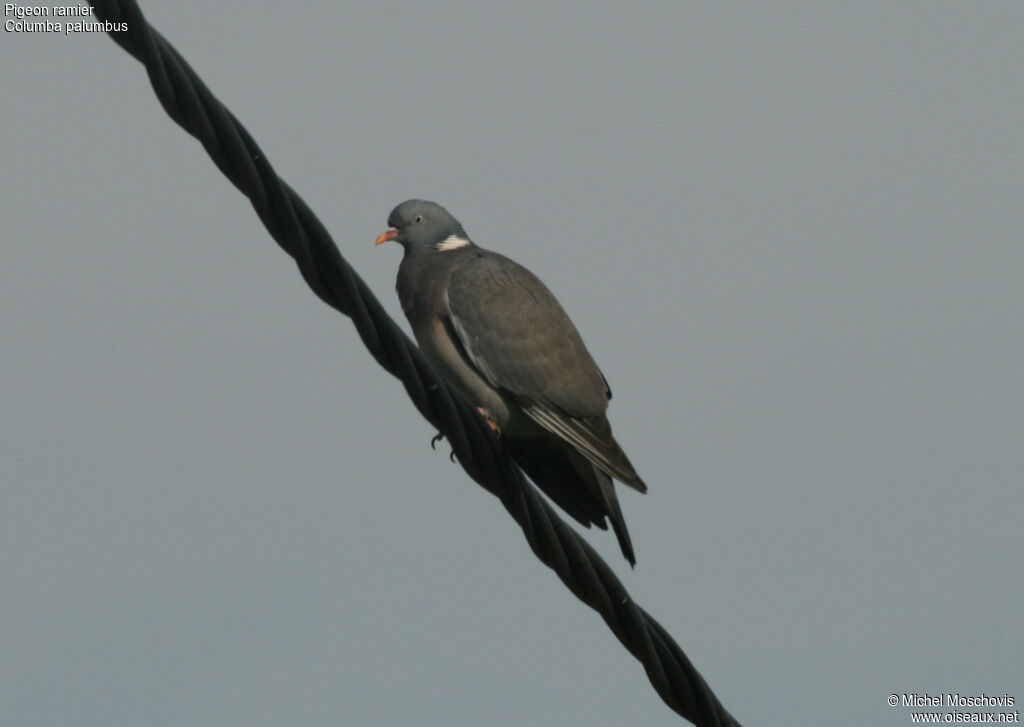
375 228 398 245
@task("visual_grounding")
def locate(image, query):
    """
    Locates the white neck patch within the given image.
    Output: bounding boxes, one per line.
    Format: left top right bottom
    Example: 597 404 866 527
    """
435 234 471 251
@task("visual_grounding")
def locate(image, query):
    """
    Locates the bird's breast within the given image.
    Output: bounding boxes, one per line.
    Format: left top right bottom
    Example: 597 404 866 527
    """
396 253 513 427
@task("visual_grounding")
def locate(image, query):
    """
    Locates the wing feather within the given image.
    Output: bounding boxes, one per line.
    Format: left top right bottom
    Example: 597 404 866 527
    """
445 252 645 489
445 252 608 415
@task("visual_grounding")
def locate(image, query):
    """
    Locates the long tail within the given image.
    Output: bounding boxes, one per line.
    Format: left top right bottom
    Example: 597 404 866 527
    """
507 438 637 567
590 465 636 568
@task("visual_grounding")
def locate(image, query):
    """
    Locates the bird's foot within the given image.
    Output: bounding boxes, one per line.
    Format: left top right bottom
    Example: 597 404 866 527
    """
475 407 501 437
429 431 457 461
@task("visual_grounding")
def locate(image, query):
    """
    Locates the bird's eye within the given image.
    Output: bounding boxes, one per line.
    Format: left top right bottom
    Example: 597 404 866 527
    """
415 215 423 223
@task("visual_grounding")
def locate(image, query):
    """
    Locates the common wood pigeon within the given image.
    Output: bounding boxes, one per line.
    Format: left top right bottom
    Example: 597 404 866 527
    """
376 200 646 565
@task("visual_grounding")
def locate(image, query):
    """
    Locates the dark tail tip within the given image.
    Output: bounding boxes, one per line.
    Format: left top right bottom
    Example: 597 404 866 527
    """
609 511 637 567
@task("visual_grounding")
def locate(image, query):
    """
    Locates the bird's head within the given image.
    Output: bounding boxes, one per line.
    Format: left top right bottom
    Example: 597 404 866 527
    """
375 199 472 253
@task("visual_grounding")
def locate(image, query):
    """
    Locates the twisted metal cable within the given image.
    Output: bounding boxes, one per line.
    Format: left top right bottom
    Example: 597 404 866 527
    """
85 3 743 724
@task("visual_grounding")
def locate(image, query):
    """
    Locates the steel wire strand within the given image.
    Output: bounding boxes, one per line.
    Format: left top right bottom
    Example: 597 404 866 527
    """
85 2 743 724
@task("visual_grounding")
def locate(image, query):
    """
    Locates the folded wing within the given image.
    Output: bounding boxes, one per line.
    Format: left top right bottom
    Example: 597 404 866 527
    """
445 253 645 490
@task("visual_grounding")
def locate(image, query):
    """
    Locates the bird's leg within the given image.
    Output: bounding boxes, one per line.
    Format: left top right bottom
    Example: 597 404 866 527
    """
475 406 501 437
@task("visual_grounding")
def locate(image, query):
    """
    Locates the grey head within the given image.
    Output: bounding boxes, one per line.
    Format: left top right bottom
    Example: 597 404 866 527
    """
375 199 472 253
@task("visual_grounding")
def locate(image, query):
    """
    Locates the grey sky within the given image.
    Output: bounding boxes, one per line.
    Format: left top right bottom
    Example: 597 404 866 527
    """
2 3 1022 725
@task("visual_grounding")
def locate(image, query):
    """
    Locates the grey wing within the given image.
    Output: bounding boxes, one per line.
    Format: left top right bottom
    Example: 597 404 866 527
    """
446 253 607 415
445 253 644 488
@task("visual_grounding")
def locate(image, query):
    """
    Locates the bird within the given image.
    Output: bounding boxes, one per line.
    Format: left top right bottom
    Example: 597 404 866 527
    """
376 200 646 566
